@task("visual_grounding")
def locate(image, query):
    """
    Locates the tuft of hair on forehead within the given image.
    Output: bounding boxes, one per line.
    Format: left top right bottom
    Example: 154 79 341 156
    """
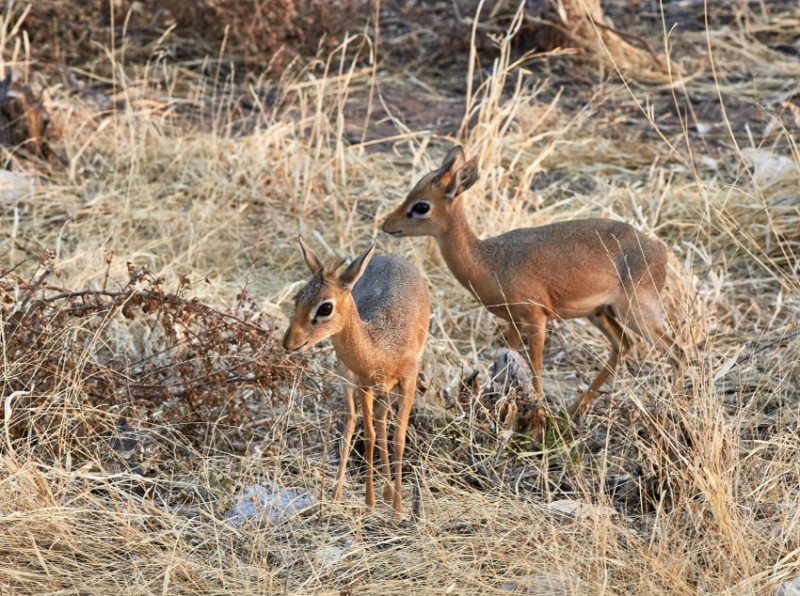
325 255 347 275
292 255 348 303
408 171 436 197
293 269 325 303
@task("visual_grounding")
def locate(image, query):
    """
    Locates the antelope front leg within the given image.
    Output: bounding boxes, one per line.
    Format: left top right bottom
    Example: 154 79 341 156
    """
332 376 358 502
391 376 416 520
526 312 548 398
373 395 394 503
568 309 629 417
503 322 523 350
359 387 376 509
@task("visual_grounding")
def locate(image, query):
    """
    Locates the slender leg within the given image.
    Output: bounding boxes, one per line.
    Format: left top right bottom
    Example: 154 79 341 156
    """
359 387 376 509
374 394 394 502
525 311 548 398
332 370 358 502
567 307 630 417
503 322 523 350
391 375 416 520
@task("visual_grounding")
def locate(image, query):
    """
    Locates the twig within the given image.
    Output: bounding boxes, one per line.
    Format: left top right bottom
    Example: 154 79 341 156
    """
736 330 800 365
17 265 53 314
592 21 664 67
0 259 33 279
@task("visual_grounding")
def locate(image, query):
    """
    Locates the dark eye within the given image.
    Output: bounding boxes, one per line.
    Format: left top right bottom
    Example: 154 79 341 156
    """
409 202 430 217
316 302 333 318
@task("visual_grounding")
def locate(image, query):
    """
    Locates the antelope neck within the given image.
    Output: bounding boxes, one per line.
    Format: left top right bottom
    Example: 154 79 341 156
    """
435 204 487 293
330 297 373 368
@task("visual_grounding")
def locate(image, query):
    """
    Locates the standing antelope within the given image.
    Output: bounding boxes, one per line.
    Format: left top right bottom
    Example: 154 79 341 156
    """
283 237 430 519
382 146 685 416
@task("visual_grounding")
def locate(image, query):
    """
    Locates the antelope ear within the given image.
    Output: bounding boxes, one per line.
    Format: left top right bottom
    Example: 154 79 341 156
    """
298 236 323 274
431 146 466 189
338 242 375 290
445 158 479 200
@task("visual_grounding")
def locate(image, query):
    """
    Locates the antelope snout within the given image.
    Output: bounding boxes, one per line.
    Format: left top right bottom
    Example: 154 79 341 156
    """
381 215 403 236
282 326 308 353
281 327 293 351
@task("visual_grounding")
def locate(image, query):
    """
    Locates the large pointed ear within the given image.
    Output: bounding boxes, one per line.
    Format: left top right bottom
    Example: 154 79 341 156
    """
444 158 479 200
298 236 324 274
338 242 375 290
431 146 466 188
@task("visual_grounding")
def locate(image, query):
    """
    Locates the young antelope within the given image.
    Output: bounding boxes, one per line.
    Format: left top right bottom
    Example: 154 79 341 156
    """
282 237 430 519
382 146 685 416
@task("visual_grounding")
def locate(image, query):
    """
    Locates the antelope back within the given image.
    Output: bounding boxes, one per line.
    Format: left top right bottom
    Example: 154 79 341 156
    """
351 254 430 346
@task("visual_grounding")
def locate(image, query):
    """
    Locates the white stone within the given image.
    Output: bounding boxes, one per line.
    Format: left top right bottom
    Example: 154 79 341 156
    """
227 481 316 526
740 148 796 186
0 170 34 202
776 574 800 596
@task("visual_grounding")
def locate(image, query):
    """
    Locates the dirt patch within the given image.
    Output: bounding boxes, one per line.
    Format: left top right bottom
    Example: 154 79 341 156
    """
342 79 467 148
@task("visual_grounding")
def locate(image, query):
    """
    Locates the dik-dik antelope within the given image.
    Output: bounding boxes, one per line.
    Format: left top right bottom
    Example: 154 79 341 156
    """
382 146 685 416
283 237 430 519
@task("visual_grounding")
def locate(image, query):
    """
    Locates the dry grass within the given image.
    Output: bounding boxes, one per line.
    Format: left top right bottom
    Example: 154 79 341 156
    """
1 1 800 594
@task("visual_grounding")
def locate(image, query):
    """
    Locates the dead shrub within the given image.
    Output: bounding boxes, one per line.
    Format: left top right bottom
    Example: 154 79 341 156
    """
1 255 296 456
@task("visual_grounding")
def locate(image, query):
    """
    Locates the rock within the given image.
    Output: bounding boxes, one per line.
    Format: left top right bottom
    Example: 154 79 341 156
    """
490 348 533 404
489 348 545 440
0 170 35 202
776 574 800 596
314 545 348 569
314 539 357 570
227 481 316 526
546 499 618 519
741 148 796 186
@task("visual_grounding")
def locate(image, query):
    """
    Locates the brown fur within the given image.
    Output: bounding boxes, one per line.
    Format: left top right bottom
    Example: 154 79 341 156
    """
283 237 430 518
382 146 685 416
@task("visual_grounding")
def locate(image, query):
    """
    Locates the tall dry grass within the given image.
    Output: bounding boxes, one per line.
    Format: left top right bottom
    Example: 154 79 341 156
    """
1 1 799 595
